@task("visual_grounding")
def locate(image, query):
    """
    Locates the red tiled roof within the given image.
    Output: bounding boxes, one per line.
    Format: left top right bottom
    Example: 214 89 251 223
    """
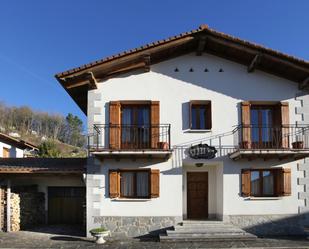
55 24 309 78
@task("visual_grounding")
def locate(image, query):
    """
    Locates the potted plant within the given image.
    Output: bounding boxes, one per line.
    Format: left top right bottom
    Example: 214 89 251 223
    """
157 141 169 150
292 136 304 149
90 227 110 244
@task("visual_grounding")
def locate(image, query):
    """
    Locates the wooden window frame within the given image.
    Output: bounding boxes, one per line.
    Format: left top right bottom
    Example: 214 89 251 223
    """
249 169 277 197
119 169 151 199
190 100 212 130
2 147 10 158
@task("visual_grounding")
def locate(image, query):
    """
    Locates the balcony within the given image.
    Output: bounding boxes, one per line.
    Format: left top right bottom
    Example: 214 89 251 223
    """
88 124 172 159
230 124 309 160
173 124 309 165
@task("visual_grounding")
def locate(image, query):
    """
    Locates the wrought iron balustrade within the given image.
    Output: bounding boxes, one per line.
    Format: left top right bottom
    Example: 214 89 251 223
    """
234 124 309 150
88 124 171 151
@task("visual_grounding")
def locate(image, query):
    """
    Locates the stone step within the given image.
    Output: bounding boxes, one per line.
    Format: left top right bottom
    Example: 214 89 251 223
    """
170 228 247 234
166 230 246 235
160 233 257 242
181 220 225 225
175 224 236 229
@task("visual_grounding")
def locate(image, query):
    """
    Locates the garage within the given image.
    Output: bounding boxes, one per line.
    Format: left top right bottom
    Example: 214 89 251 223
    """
0 158 86 233
48 186 85 225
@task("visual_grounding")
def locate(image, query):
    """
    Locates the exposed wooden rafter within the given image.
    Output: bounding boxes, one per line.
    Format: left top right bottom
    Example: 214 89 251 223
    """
299 76 309 90
64 72 98 89
196 36 207 56
248 54 262 73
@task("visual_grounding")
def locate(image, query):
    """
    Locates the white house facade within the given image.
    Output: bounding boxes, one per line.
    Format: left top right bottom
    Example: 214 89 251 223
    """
0 133 38 158
56 25 309 238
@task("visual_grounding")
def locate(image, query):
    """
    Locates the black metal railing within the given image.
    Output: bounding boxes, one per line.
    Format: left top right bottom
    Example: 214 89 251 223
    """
234 124 309 150
88 124 171 151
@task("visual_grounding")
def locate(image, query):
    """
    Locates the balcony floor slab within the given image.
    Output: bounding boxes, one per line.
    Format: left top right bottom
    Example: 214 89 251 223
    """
229 149 309 161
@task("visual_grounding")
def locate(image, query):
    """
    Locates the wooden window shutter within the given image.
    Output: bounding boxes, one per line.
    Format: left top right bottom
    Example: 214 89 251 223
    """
109 170 120 198
150 169 160 198
151 101 160 149
109 101 121 149
282 168 291 196
241 169 251 197
281 102 290 149
274 168 291 196
241 102 251 149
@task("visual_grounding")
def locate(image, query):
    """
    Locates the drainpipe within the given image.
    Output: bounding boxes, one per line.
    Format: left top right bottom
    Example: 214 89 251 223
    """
6 179 10 232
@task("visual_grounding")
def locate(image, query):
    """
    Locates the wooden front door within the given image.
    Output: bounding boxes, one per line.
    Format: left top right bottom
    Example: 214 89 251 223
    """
48 187 85 224
187 172 208 219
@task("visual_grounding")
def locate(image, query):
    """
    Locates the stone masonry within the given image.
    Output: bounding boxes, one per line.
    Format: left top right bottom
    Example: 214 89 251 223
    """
93 216 182 238
296 93 309 214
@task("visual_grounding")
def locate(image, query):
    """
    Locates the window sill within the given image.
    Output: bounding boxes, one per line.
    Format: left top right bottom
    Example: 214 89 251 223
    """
111 198 151 202
244 196 282 201
184 129 212 133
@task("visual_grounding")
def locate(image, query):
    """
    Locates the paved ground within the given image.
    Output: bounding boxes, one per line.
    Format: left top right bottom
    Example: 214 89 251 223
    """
1 226 309 248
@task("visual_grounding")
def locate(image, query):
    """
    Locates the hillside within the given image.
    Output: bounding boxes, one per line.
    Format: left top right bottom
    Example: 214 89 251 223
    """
0 102 87 158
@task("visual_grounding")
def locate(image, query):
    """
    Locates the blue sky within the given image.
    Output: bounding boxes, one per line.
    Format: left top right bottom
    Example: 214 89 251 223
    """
0 0 308 126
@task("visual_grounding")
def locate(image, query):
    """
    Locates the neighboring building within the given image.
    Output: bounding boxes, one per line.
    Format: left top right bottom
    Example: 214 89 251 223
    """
0 133 38 158
0 158 86 232
56 25 309 238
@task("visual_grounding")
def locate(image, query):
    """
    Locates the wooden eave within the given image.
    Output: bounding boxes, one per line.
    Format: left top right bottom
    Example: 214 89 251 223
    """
55 25 309 115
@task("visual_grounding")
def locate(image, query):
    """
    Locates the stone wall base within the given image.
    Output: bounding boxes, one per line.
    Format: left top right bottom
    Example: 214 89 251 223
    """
92 216 182 238
224 214 309 236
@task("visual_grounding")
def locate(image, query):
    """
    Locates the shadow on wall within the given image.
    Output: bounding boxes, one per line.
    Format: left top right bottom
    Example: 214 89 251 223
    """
228 212 309 237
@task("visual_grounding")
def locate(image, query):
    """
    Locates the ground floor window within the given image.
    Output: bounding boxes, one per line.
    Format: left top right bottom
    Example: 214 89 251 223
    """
241 168 291 197
250 170 274 196
109 169 160 199
120 170 149 198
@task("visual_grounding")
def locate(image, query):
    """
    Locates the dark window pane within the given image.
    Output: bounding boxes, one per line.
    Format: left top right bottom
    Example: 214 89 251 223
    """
200 107 206 129
250 171 260 196
191 107 197 129
136 172 149 197
120 172 134 197
262 171 274 195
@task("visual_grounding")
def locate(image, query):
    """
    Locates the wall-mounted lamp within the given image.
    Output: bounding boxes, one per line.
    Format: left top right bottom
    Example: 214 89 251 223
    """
195 163 204 167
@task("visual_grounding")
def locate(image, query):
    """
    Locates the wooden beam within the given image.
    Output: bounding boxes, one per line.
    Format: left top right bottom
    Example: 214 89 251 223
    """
196 36 207 56
65 72 98 89
248 54 262 73
299 76 309 90
6 179 10 232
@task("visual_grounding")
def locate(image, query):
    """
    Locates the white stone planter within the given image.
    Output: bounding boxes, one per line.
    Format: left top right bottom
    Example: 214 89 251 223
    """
90 230 110 244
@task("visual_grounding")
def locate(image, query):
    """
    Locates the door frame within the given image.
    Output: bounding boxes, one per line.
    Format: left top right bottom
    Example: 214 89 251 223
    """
186 171 209 220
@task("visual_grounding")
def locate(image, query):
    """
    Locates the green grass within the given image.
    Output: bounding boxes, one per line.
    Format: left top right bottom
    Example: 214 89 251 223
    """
90 227 108 233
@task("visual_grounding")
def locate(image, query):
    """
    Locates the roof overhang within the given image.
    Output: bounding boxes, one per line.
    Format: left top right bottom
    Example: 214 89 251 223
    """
55 25 309 115
0 133 38 151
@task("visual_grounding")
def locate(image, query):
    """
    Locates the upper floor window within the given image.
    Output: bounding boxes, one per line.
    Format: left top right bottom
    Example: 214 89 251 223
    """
190 101 212 130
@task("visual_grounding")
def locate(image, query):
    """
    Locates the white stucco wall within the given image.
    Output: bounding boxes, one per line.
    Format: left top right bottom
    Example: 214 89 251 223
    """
0 142 24 158
88 52 304 218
